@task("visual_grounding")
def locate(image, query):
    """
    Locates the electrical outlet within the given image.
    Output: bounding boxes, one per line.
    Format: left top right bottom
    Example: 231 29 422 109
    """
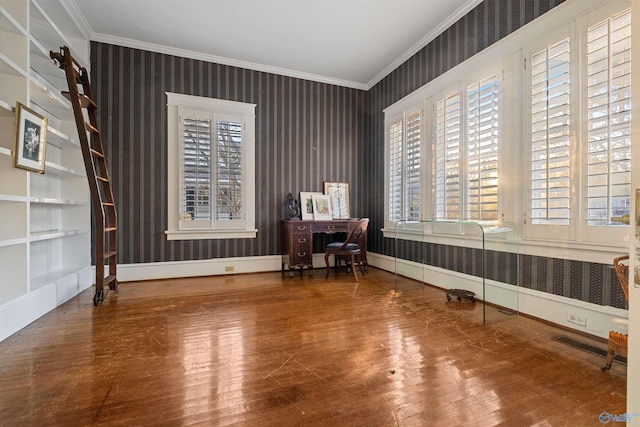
567 312 587 327
225 266 234 272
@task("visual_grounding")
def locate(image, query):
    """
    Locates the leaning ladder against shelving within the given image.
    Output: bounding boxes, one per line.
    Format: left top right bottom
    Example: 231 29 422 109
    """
50 46 117 306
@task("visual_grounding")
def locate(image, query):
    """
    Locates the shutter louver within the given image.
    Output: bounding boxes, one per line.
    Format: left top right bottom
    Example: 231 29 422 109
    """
530 38 571 225
586 9 631 225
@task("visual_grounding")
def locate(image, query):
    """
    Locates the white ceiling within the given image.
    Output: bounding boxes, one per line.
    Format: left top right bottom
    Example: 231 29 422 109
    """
65 0 483 90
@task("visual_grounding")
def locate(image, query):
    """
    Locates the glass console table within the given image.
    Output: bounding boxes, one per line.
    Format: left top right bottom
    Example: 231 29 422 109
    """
393 220 519 324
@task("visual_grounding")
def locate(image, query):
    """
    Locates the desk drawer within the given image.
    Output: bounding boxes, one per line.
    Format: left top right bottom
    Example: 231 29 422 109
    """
291 223 311 235
312 222 349 234
292 236 312 264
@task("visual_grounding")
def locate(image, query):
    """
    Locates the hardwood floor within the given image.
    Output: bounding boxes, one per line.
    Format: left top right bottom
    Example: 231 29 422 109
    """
0 268 626 426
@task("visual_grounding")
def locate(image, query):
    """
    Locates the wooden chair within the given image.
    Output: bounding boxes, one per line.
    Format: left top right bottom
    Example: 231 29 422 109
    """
324 218 369 282
602 255 629 371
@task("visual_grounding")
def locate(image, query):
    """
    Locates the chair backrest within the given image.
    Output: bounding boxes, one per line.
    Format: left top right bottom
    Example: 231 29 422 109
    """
613 255 629 301
337 218 369 251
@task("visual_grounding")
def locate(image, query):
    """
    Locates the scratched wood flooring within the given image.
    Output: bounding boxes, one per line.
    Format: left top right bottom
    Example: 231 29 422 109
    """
0 268 626 426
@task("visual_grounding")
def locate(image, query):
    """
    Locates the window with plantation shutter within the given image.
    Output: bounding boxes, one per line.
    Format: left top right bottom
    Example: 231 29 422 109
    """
166 93 256 240
530 38 571 225
433 74 499 222
585 9 631 226
386 108 423 225
382 0 632 251
524 4 631 243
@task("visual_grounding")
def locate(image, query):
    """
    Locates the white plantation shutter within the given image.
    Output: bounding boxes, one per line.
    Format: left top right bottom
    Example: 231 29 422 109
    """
530 38 571 225
216 117 244 222
466 75 499 221
179 108 248 230
181 109 212 227
435 93 461 220
387 110 422 223
388 117 403 222
405 111 422 221
586 9 631 226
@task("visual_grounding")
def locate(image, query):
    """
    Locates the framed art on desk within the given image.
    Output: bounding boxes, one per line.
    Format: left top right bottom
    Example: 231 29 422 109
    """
311 194 333 220
300 191 322 220
324 182 350 219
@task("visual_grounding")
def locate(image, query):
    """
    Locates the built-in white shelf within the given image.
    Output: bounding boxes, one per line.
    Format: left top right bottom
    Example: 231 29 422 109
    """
0 6 26 35
43 161 85 178
30 196 87 205
0 194 28 202
30 228 88 242
0 98 13 115
0 51 27 77
1 0 90 343
0 236 28 248
47 126 79 149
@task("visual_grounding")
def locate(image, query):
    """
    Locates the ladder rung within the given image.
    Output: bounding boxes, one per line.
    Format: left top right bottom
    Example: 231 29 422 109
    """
105 227 117 232
104 251 117 260
90 148 104 158
79 94 97 109
61 92 97 109
97 176 109 182
85 122 100 134
103 202 114 207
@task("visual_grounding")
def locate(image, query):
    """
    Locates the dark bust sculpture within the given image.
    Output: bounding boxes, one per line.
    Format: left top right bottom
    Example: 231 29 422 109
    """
285 192 300 220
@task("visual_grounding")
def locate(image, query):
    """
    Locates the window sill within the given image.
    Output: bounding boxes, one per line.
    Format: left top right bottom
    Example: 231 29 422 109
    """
165 229 258 240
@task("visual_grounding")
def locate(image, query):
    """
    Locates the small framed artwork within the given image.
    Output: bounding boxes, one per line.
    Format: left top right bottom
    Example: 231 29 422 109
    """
13 102 47 174
300 191 322 220
311 194 333 221
324 182 350 219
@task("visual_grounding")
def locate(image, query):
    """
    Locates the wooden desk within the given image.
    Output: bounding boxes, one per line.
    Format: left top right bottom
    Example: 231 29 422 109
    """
281 219 367 276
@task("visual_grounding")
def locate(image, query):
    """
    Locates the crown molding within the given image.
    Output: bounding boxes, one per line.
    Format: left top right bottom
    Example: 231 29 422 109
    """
89 33 369 91
365 0 484 89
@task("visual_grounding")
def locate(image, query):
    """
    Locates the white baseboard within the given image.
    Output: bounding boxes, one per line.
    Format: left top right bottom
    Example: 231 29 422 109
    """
117 253 353 282
367 253 628 339
117 255 284 282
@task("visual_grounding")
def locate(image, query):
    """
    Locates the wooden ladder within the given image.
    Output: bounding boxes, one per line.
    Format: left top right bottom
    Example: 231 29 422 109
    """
50 46 117 306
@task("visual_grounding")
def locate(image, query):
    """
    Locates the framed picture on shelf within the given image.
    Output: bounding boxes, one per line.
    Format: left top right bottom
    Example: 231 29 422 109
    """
13 102 47 174
311 194 333 221
324 182 350 219
300 191 322 220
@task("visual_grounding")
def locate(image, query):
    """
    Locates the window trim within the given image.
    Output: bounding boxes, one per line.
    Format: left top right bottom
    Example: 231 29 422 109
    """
165 92 257 240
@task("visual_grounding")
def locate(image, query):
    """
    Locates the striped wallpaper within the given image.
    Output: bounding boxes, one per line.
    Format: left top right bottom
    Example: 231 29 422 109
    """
92 44 367 263
91 0 626 308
